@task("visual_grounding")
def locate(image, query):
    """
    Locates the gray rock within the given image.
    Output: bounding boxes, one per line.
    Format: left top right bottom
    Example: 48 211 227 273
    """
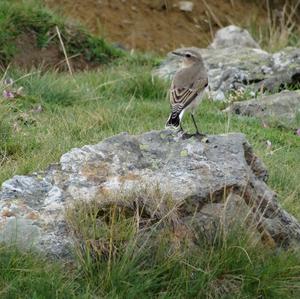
0 218 41 250
0 130 300 258
184 193 264 246
226 90 300 126
210 25 260 49
258 47 300 92
154 45 300 100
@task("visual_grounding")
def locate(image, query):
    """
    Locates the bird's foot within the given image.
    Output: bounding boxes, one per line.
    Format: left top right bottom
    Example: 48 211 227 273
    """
180 131 208 141
177 129 187 138
195 132 209 142
195 132 207 138
181 132 194 139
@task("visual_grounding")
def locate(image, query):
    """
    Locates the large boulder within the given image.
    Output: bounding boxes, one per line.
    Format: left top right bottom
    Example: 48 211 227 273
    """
210 25 260 49
225 90 300 127
154 26 300 100
0 130 300 258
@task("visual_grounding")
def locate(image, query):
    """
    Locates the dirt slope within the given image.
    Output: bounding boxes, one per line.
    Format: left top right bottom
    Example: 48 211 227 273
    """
45 0 266 54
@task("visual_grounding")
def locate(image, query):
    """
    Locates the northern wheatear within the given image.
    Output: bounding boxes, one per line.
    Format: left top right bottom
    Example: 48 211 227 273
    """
165 49 208 136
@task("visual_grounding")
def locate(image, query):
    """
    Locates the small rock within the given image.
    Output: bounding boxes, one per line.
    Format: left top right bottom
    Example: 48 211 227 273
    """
179 1 194 12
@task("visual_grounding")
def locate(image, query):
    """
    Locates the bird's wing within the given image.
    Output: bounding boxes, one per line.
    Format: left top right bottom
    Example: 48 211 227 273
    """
170 77 208 113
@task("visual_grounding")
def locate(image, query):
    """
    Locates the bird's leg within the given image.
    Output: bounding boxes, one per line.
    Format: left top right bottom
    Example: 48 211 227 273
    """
190 113 206 138
190 113 199 134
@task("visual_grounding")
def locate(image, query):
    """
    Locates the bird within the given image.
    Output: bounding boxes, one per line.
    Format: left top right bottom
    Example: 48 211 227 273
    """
165 49 208 136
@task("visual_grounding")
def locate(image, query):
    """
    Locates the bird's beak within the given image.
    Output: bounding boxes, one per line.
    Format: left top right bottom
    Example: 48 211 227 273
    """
172 51 184 57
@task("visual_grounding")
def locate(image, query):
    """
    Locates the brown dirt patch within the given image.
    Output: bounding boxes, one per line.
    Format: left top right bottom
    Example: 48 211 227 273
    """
45 0 267 54
12 31 63 70
10 30 100 71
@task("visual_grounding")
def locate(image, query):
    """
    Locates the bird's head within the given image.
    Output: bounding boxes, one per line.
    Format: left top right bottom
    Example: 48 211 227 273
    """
172 49 203 67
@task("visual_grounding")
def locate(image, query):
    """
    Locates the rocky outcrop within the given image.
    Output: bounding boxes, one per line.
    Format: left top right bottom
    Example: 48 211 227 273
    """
225 90 300 127
154 26 300 100
1 130 300 258
210 25 260 49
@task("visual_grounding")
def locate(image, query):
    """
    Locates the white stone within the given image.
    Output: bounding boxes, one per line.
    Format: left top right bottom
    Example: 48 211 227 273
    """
179 1 194 12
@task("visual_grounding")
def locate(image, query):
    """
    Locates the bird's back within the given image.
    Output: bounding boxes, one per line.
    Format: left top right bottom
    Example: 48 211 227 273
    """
172 62 207 90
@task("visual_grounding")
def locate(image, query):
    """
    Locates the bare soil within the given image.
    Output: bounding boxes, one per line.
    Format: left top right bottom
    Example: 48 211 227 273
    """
12 32 64 70
45 0 267 54
10 31 103 71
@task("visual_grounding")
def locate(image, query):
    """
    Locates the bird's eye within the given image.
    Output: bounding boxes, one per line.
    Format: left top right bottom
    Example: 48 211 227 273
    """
185 53 191 58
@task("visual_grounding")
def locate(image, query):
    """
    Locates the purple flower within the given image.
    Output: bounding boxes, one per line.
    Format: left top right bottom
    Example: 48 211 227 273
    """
3 90 14 99
297 128 300 136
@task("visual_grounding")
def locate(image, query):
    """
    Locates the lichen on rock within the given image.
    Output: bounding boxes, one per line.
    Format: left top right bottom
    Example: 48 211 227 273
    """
154 26 300 101
0 130 300 258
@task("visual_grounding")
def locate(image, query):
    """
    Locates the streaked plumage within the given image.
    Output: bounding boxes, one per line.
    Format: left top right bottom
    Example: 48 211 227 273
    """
166 49 208 134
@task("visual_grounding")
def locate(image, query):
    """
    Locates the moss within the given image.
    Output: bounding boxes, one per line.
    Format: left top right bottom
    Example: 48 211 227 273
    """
180 149 188 157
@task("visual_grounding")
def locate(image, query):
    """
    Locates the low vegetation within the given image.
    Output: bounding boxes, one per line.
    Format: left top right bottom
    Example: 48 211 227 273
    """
239 0 300 52
1 54 300 298
0 0 123 70
1 1 300 298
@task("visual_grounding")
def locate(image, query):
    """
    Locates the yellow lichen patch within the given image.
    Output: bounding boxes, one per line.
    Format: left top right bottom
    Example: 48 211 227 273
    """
119 173 141 183
81 162 110 183
97 186 113 197
180 149 188 157
25 211 40 220
1 207 15 218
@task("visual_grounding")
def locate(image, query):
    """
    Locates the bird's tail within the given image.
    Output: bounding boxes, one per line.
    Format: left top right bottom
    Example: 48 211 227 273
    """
165 112 180 129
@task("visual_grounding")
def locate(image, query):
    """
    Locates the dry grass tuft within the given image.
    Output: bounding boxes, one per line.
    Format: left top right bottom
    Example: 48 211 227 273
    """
65 187 187 265
250 0 300 52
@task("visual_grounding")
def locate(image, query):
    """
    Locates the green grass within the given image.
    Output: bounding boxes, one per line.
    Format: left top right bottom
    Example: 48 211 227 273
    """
2 194 300 298
0 0 122 67
0 245 81 298
2 54 298 213
1 1 300 297
64 190 300 298
0 49 300 299
0 0 300 292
